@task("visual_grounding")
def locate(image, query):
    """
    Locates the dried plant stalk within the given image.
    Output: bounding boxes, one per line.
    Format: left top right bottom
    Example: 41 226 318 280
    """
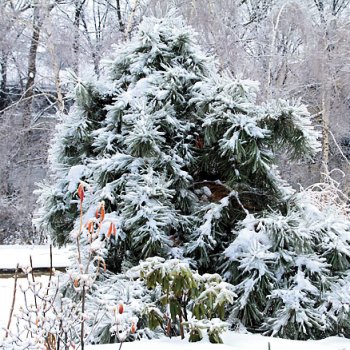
5 263 19 337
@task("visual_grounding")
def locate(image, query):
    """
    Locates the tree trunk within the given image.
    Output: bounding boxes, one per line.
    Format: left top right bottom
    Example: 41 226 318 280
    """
0 51 7 94
0 50 8 109
46 14 65 113
266 3 287 99
23 3 45 128
116 0 124 32
125 0 139 39
314 0 335 179
72 0 86 75
82 14 100 76
321 85 330 174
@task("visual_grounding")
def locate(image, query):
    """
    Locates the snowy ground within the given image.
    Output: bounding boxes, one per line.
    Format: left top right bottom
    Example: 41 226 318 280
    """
1 272 349 350
1 246 350 349
0 244 70 270
85 332 350 350
0 276 50 336
0 245 70 337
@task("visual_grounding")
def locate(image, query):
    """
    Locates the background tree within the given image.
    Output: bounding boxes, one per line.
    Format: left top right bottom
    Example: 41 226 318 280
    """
0 0 145 242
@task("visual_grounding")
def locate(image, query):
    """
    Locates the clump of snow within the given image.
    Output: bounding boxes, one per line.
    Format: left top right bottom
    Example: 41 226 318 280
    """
67 165 87 193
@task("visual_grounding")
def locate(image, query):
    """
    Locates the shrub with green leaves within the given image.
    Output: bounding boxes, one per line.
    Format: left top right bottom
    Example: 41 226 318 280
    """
130 257 236 343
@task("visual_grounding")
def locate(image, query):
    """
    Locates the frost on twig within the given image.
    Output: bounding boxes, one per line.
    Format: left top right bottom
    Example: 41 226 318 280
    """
300 168 350 218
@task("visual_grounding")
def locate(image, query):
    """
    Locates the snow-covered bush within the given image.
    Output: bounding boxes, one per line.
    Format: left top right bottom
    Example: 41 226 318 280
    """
84 272 153 344
184 318 229 344
222 178 350 339
130 257 236 343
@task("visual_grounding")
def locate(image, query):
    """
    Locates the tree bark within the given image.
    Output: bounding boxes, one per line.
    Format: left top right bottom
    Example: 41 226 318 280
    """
47 14 65 113
0 50 8 109
266 3 287 99
116 0 124 32
125 0 139 39
0 51 7 94
23 2 45 128
72 0 86 76
321 85 330 174
314 0 335 178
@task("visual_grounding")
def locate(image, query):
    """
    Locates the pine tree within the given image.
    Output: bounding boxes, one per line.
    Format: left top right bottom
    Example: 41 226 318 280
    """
35 11 214 268
34 11 350 341
222 187 350 339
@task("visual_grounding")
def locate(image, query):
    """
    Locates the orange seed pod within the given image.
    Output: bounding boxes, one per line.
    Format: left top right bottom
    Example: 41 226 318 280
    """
107 222 113 238
87 221 94 234
100 204 105 222
77 183 84 202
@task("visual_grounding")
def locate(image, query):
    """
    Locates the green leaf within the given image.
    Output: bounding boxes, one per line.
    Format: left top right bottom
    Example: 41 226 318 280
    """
148 309 164 330
208 331 223 344
170 299 180 321
189 328 203 342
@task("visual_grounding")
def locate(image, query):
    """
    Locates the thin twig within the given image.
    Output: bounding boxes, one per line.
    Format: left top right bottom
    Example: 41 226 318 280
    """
5 263 19 337
81 283 86 350
43 244 53 317
29 255 38 309
0 91 57 114
329 129 350 166
77 200 83 272
84 307 106 344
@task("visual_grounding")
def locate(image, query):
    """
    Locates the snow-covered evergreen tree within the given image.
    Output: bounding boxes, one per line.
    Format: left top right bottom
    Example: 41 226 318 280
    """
222 183 350 339
34 11 350 341
35 11 319 268
35 11 214 268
